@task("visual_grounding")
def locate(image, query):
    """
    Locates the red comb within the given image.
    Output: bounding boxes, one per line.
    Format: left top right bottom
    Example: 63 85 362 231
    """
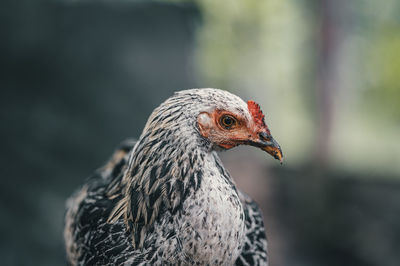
247 100 269 132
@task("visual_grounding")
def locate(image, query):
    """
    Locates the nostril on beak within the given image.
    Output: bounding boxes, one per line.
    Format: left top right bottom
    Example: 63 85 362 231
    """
259 132 270 142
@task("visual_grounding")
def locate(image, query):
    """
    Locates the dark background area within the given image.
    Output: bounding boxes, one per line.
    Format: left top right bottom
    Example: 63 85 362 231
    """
1 1 400 266
1 1 199 265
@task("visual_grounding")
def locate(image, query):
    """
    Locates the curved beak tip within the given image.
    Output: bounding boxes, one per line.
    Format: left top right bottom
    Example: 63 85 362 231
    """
273 149 283 164
278 153 283 165
260 137 283 164
251 132 283 164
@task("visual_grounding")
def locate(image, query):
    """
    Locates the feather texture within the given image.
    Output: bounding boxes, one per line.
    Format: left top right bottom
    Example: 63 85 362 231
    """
64 89 269 265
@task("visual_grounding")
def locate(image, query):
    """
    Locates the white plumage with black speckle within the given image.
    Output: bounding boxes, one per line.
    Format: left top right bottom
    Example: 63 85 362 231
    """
64 88 283 265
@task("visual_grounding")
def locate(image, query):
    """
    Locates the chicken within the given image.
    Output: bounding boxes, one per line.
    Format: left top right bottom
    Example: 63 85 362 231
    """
64 88 283 265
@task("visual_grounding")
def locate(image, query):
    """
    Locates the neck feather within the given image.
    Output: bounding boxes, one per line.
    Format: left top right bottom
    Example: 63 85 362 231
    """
108 120 211 248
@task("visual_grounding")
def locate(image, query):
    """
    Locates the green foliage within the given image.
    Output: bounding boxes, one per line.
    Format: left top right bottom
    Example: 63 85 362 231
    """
364 27 400 120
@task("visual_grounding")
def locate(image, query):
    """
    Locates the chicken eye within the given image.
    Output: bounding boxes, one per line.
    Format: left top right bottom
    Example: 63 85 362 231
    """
220 115 236 129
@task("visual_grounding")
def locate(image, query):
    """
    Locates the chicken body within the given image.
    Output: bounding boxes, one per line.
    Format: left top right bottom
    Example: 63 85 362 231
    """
65 89 276 265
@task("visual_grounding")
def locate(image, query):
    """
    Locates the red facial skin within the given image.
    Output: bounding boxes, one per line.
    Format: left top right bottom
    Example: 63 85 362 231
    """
197 101 283 162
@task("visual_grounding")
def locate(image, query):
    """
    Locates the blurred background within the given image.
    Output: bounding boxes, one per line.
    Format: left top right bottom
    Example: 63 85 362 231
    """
1 0 400 265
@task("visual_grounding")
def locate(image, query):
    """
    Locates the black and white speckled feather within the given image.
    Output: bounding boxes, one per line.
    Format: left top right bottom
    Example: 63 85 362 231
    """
64 89 271 265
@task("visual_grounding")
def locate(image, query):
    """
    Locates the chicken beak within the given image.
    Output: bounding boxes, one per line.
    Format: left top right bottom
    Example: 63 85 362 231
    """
258 132 283 164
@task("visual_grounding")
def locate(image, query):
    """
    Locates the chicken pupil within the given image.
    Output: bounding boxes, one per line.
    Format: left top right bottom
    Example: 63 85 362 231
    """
222 115 234 128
